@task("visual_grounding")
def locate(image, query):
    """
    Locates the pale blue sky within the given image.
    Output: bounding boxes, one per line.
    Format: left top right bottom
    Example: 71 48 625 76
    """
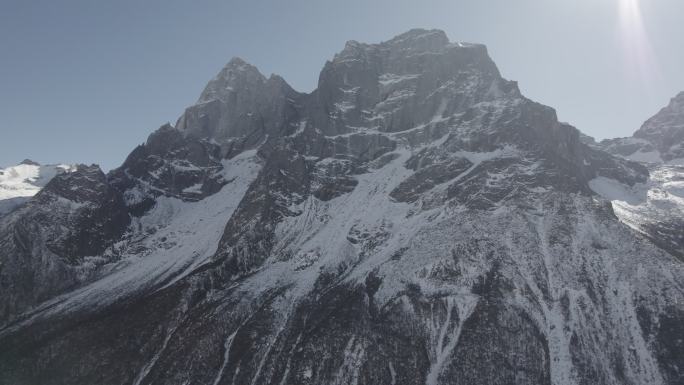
1 0 683 170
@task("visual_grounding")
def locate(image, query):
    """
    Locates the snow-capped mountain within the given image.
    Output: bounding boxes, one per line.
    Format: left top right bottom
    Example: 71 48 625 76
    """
598 92 684 165
0 160 75 216
588 94 684 259
0 30 682 385
635 92 684 160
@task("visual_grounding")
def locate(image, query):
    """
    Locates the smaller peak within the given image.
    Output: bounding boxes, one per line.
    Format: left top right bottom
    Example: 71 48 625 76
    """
661 91 684 112
20 159 40 166
158 122 175 131
268 73 286 83
267 74 295 92
671 91 684 104
392 28 447 39
344 40 364 49
334 39 371 60
225 56 249 67
146 123 184 153
199 57 267 103
217 56 263 78
73 163 103 173
379 29 451 55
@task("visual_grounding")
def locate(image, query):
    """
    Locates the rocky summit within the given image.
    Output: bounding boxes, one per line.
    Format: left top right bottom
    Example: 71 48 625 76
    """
0 29 682 385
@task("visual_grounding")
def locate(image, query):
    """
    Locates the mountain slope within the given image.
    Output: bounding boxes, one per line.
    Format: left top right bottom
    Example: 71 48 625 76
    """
0 29 682 385
590 92 684 259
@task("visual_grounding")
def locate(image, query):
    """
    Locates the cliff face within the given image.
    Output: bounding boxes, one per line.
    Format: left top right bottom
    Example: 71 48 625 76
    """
598 91 684 165
0 29 682 385
634 92 684 162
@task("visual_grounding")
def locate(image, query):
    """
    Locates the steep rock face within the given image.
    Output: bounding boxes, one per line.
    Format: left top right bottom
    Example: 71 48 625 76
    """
176 57 303 154
0 165 129 322
635 92 684 162
0 29 682 385
204 29 648 281
600 92 684 165
312 30 506 135
110 123 228 208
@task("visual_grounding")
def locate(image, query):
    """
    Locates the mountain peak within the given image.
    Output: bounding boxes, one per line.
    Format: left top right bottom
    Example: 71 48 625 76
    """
624 91 684 162
19 159 40 166
222 56 256 72
216 56 264 80
669 91 684 108
197 57 267 103
384 28 449 47
335 29 452 60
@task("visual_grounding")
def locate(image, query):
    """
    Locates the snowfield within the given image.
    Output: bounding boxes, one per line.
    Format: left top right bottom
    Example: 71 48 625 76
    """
0 162 74 215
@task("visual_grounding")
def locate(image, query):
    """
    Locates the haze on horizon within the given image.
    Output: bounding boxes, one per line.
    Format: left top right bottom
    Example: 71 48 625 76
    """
1 0 683 170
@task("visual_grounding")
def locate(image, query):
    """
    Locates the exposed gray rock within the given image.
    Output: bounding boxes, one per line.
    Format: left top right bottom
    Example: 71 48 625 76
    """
635 92 684 162
176 57 303 151
598 92 684 164
110 123 228 207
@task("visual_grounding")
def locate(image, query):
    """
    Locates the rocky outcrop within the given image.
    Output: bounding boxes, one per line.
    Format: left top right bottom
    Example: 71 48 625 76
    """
109 123 228 208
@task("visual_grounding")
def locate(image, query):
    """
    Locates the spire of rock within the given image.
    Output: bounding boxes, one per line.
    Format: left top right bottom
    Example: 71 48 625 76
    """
197 57 268 104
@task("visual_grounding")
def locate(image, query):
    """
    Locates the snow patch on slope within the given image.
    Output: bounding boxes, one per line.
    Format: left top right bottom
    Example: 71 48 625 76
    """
4 150 262 326
590 165 684 259
589 177 646 205
378 73 420 87
627 150 663 164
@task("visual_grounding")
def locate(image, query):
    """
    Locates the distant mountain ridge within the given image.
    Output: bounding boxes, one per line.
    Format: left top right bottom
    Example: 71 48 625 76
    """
0 160 75 216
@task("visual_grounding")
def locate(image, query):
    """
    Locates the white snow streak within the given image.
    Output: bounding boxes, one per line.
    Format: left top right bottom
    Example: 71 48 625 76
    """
425 296 477 385
133 325 178 385
3 150 261 331
212 330 239 385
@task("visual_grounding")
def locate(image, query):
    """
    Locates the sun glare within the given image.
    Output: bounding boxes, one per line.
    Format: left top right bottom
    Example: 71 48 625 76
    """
619 0 641 18
618 0 660 93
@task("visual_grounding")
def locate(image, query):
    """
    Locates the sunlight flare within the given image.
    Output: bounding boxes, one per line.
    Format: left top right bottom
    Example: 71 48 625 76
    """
618 0 660 92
